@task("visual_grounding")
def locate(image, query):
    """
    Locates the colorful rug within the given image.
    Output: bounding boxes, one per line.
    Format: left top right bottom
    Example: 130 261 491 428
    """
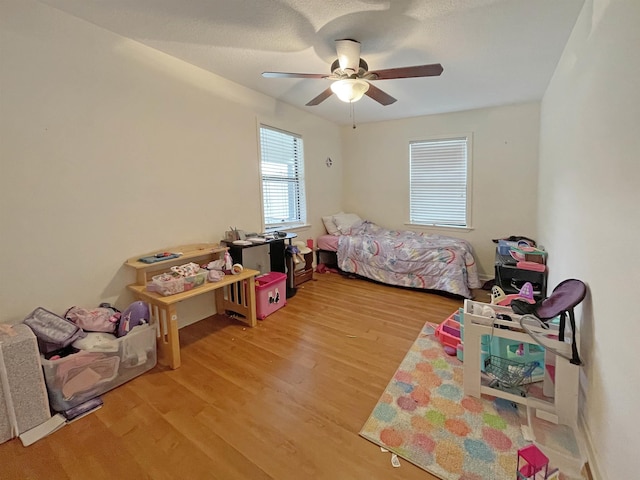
359 323 530 480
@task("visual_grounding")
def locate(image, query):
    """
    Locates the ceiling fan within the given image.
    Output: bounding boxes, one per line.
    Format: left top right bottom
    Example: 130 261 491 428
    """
262 39 443 107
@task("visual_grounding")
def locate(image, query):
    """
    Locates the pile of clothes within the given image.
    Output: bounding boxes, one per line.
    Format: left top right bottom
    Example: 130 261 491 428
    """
21 301 153 412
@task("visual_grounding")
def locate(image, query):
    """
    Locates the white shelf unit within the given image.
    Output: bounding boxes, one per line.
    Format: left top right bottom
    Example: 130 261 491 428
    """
462 300 580 426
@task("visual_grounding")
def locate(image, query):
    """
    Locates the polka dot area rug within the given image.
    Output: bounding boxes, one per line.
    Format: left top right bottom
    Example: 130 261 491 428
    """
359 323 530 480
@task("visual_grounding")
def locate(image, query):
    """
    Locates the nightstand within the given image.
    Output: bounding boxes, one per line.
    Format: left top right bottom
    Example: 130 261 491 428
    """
494 248 547 300
292 251 313 287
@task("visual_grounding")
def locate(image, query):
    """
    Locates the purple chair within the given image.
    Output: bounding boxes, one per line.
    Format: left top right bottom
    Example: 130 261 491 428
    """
517 279 586 365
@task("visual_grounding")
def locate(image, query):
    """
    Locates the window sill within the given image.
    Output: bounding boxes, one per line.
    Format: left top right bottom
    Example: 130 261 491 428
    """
264 224 311 233
404 223 474 233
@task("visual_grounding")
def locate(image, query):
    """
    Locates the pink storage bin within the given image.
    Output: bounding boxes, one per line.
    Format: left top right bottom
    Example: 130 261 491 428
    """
435 312 462 350
255 272 287 319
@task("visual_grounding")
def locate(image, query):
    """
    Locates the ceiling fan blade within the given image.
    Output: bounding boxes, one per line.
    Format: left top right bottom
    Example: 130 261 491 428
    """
365 83 397 106
262 72 328 79
368 63 443 80
335 39 361 72
306 87 334 106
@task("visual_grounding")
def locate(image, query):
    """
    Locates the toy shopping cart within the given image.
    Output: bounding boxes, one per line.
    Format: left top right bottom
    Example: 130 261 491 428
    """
484 355 540 397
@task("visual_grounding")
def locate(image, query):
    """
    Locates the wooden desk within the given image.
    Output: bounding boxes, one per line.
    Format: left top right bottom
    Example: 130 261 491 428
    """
223 232 298 298
125 244 258 369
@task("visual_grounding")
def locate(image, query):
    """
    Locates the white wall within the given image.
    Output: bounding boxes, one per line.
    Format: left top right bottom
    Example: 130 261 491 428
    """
538 0 640 478
341 103 541 277
7 4 637 477
0 0 342 325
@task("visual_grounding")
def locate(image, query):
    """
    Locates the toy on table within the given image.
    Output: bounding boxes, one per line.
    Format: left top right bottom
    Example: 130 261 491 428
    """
509 244 547 263
138 252 182 264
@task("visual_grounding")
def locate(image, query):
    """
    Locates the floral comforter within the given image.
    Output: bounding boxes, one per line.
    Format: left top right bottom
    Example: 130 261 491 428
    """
337 221 481 298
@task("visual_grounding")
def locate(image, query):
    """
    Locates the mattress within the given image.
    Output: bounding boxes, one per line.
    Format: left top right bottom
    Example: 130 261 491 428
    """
317 235 339 252
335 221 481 298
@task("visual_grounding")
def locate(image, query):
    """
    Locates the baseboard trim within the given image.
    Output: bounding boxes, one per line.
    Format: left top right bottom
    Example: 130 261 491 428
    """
578 409 605 480
478 273 493 283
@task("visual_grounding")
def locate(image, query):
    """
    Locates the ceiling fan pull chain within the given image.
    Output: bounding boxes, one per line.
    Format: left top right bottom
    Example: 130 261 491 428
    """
351 102 357 129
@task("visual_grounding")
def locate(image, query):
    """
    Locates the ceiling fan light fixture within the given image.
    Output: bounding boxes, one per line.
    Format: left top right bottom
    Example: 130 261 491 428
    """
330 78 370 103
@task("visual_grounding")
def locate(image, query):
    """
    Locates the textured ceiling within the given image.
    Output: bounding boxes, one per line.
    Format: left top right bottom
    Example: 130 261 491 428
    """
39 0 584 125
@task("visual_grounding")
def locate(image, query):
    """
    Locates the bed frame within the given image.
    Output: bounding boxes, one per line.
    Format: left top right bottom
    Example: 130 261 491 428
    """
316 249 339 269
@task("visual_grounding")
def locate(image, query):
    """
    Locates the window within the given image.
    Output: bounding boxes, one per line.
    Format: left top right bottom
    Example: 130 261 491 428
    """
409 136 471 227
259 125 307 229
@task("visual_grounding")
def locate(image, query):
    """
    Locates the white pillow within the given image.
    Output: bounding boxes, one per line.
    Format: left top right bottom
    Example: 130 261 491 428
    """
332 212 362 234
322 212 342 236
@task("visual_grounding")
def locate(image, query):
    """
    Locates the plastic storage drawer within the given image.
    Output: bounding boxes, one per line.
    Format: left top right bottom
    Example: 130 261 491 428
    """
184 269 207 291
40 324 157 411
151 274 185 296
0 324 51 444
255 272 287 319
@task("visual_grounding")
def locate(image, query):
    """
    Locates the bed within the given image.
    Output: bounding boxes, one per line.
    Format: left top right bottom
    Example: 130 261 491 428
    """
318 213 481 298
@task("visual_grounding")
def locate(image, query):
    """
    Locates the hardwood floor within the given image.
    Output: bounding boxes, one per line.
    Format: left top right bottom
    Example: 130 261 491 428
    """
1 273 479 480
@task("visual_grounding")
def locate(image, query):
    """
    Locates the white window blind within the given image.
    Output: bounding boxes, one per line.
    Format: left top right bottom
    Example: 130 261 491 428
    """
259 125 307 228
409 137 469 227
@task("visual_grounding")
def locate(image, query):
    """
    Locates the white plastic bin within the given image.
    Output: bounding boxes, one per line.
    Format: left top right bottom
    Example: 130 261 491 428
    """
40 324 156 411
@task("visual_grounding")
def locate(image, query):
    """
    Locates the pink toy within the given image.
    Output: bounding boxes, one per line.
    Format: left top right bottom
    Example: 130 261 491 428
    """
517 444 549 479
491 283 536 306
435 312 461 351
517 261 546 272
443 346 456 356
117 301 149 337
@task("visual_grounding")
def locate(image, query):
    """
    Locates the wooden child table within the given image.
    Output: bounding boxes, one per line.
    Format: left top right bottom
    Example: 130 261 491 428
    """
125 244 258 369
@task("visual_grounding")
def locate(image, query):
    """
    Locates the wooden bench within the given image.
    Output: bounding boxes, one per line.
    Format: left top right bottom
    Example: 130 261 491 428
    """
125 244 258 369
